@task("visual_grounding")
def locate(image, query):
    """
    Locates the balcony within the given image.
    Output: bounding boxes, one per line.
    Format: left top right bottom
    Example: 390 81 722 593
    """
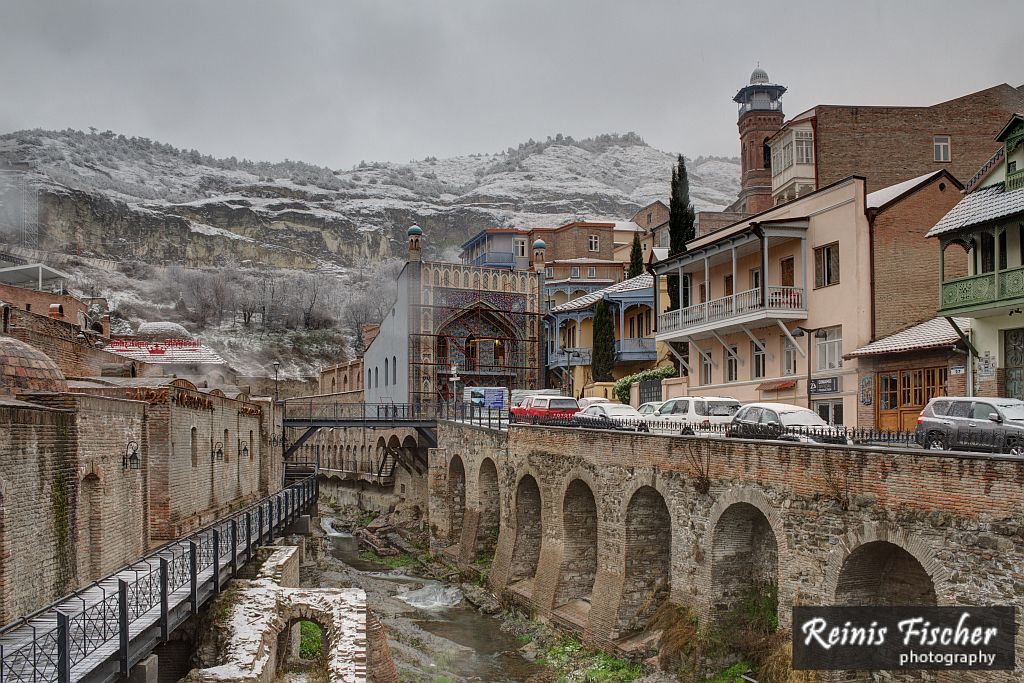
467 251 515 267
657 286 807 340
615 337 656 362
939 265 1024 316
548 347 592 368
1007 168 1024 192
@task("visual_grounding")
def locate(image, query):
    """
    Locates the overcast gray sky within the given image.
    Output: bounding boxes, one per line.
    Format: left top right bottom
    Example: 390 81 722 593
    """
2 0 1020 168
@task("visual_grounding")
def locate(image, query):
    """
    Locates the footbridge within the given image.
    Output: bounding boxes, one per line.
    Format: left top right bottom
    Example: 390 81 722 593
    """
0 475 319 683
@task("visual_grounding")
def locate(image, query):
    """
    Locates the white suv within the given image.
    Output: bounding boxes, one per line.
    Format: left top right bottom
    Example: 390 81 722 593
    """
653 396 741 432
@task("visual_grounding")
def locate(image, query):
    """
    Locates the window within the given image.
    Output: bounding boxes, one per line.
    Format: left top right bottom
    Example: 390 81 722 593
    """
392 355 397 385
795 130 813 164
190 427 198 467
771 145 782 176
752 341 766 379
814 242 840 287
588 234 599 251
374 367 379 388
724 275 733 296
879 372 898 410
367 369 371 388
814 400 844 425
514 239 527 257
782 141 794 169
726 346 738 382
545 266 553 278
646 212 653 225
933 135 951 162
384 358 389 386
1010 161 1018 174
587 266 596 278
700 352 712 385
645 309 652 335
816 327 842 371
571 266 580 278
698 282 707 303
629 317 635 338
750 268 761 290
782 338 797 376
978 232 995 273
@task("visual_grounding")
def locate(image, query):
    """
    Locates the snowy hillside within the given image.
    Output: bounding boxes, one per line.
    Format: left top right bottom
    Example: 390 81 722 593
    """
0 129 740 268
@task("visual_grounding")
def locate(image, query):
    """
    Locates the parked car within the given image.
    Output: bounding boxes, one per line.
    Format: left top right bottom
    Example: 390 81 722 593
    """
574 403 649 432
727 402 851 444
653 396 741 432
577 397 613 411
637 401 666 416
914 397 1024 455
510 395 580 423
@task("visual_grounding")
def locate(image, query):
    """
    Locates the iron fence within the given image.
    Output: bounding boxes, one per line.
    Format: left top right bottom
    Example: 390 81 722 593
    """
282 401 510 431
509 415 1024 456
0 476 318 683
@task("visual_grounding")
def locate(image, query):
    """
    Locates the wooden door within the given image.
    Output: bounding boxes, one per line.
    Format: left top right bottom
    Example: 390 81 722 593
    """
724 275 733 296
781 258 795 287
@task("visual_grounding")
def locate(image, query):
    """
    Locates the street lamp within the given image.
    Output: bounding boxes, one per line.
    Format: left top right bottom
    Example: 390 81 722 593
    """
211 441 224 462
122 440 141 470
561 346 581 398
272 361 281 403
448 363 461 404
791 326 829 412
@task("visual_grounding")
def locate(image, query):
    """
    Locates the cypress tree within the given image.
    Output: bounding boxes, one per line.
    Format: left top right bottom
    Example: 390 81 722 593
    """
627 232 644 279
667 155 697 310
591 299 616 382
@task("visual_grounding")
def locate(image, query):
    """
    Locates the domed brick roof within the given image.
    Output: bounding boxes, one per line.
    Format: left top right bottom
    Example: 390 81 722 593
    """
0 335 67 395
136 321 193 342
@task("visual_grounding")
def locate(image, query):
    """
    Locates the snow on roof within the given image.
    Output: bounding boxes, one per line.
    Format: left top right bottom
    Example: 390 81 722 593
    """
846 317 970 358
136 321 193 341
548 274 653 314
552 257 623 265
106 339 227 365
612 221 644 232
866 171 946 209
926 185 1024 238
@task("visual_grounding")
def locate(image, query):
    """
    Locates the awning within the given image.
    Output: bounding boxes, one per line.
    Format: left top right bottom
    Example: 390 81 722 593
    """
757 379 797 392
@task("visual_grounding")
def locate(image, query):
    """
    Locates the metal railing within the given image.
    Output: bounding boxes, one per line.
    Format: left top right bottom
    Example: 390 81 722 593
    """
467 251 515 266
282 401 510 431
615 338 655 353
658 286 806 333
547 347 592 368
0 477 318 683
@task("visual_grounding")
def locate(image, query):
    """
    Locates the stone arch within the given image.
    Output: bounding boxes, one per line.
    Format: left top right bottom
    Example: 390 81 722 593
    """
476 457 500 559
509 474 543 590
824 523 949 607
709 501 780 620
401 435 419 476
615 485 671 636
447 454 467 545
554 479 598 613
80 473 103 580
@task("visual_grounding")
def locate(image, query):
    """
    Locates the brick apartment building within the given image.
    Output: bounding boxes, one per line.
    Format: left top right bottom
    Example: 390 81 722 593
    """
768 83 1024 204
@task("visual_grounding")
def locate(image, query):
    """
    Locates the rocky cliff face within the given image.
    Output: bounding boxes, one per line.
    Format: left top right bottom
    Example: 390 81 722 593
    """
0 130 740 268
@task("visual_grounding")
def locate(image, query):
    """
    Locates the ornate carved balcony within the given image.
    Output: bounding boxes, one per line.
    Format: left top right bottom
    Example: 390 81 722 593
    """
940 265 1024 315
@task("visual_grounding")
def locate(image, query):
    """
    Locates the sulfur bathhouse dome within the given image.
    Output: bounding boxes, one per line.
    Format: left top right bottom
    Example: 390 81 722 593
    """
0 335 67 395
136 321 193 342
750 67 770 85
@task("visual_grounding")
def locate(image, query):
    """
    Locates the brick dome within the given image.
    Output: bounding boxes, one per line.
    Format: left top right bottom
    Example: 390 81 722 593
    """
136 321 193 342
0 335 67 395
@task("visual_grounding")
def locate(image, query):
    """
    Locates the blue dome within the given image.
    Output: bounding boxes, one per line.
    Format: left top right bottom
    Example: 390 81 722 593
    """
532 239 546 249
407 225 423 236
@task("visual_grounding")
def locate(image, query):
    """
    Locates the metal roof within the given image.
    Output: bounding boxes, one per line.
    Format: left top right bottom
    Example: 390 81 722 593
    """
0 263 71 288
548 274 652 314
926 185 1024 238
846 317 971 358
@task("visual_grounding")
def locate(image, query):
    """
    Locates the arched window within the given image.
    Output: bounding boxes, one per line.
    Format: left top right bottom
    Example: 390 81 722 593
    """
384 358 389 386
392 355 397 385
495 339 506 366
375 367 379 388
248 430 254 459
224 428 230 462
190 426 198 467
331 377 336 393
367 369 371 388
763 138 772 169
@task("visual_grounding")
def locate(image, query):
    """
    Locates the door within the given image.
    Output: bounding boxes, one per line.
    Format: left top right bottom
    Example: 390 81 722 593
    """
781 257 795 288
947 400 974 450
734 406 762 438
966 401 1000 452
1004 329 1024 400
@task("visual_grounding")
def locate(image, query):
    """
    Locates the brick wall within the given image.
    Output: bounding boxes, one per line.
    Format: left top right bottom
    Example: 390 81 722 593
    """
535 223 616 262
0 282 98 333
870 176 963 339
852 350 967 429
431 422 1024 679
817 84 1024 192
9 307 159 378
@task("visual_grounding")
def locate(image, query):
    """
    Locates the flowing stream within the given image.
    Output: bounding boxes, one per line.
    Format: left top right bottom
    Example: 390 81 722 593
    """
314 516 543 682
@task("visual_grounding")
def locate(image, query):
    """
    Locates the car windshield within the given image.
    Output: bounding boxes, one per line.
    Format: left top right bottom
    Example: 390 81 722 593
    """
997 403 1024 421
696 400 740 416
549 398 579 410
779 409 830 427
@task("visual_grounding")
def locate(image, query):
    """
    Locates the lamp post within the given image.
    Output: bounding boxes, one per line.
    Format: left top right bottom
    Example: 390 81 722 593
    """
448 363 461 407
272 361 281 403
561 346 580 397
791 326 829 413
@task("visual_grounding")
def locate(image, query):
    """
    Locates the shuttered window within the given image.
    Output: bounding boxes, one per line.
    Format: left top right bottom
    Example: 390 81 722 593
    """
814 242 840 288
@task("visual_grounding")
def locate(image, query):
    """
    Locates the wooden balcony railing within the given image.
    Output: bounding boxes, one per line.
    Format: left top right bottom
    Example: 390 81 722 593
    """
658 286 806 334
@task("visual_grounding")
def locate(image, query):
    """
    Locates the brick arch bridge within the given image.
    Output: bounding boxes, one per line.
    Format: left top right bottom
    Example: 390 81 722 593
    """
428 422 1024 672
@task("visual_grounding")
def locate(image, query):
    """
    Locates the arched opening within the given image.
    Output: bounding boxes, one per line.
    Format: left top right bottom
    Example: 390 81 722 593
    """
476 458 500 560
248 430 254 460
2 305 11 333
447 455 466 545
509 475 543 593
616 486 671 636
223 428 230 462
710 502 779 623
554 479 598 619
384 358 389 386
190 426 198 467
275 617 327 676
330 377 336 393
80 474 103 579
835 541 937 606
392 355 397 385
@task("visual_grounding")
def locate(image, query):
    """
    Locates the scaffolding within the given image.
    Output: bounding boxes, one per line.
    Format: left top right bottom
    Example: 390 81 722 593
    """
408 289 543 403
0 170 39 250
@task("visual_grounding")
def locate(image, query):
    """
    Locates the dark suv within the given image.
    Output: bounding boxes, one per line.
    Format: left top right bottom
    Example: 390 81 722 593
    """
915 397 1024 455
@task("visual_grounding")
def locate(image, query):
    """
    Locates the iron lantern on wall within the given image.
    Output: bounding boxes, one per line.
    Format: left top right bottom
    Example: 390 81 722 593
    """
212 441 224 462
123 441 141 470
